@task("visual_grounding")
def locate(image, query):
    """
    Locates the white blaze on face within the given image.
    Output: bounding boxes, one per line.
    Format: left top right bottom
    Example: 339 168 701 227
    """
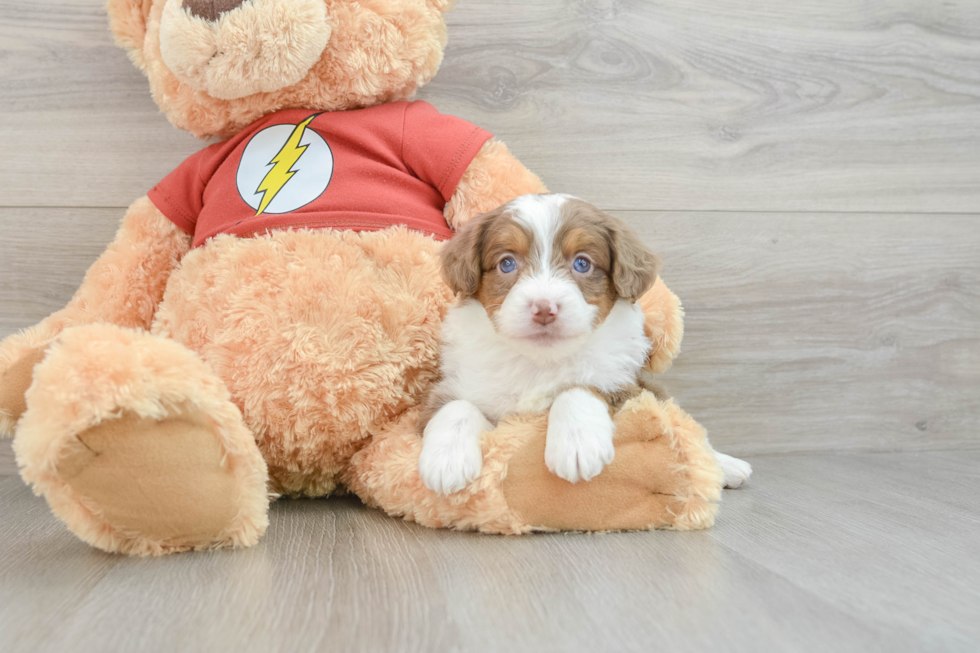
495 194 598 345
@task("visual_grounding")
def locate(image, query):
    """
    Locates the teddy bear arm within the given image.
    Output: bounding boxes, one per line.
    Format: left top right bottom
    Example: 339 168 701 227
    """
443 138 548 229
0 196 190 434
640 276 685 374
59 196 191 328
500 393 721 531
345 392 721 533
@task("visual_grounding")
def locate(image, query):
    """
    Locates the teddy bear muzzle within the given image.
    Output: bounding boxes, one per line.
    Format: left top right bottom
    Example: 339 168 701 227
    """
159 0 332 100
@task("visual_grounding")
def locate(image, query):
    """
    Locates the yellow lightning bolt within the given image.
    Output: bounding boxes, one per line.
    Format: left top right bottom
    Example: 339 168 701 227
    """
254 114 319 216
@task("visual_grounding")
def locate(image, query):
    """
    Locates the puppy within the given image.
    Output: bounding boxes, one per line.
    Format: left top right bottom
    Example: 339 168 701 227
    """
418 194 752 495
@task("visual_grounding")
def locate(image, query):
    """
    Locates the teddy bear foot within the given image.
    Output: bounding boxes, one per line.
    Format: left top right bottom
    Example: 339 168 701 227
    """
13 323 270 555
346 391 722 534
502 393 723 532
51 410 262 554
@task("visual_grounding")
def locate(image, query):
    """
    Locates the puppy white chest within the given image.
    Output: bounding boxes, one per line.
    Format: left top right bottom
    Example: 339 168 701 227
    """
439 300 650 422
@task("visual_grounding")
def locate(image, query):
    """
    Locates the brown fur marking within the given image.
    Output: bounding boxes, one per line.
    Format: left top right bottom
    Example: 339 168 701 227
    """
477 215 532 318
439 207 502 297
418 378 454 432
442 194 662 328
561 199 661 302
554 201 621 323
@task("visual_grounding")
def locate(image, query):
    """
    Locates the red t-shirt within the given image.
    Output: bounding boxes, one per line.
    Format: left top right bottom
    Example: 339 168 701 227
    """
148 101 492 247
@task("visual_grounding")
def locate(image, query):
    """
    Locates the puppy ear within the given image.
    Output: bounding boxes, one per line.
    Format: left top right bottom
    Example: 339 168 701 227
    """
440 209 496 296
107 0 153 70
611 221 662 302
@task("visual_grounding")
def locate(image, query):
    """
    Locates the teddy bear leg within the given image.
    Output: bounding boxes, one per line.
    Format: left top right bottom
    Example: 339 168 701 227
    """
344 408 531 534
13 323 269 555
0 308 93 436
502 392 723 531
0 342 48 435
345 392 722 534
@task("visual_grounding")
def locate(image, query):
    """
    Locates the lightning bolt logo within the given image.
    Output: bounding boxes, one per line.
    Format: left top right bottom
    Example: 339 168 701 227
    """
254 114 320 216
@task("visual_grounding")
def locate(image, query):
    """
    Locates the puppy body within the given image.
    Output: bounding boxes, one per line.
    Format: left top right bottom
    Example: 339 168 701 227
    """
436 298 649 422
419 194 660 494
419 193 754 495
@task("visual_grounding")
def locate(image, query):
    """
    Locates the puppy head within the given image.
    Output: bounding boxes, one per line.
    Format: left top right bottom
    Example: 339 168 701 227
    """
441 194 661 348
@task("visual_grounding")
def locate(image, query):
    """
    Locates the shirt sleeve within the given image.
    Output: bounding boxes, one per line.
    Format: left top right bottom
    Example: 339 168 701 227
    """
401 101 493 201
146 143 222 236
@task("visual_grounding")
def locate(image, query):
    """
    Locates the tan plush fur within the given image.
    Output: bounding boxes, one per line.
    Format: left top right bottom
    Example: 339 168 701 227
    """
345 407 531 534
0 0 706 555
347 392 721 533
641 277 685 374
14 324 269 555
444 138 548 229
159 0 332 100
132 0 455 139
152 226 453 497
0 198 189 434
501 392 721 532
107 0 154 69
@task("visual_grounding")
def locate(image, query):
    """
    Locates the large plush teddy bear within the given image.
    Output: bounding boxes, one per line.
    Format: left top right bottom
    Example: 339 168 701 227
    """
0 0 723 555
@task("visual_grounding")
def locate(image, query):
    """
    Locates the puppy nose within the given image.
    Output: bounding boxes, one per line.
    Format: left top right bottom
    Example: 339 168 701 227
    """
183 0 248 21
531 300 558 325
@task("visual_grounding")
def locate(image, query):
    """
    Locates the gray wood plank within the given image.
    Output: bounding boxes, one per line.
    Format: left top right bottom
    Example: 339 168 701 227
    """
0 0 205 207
431 0 980 213
713 451 980 652
1 452 978 653
3 209 977 454
625 212 980 455
0 208 122 337
2 1 980 211
0 439 13 476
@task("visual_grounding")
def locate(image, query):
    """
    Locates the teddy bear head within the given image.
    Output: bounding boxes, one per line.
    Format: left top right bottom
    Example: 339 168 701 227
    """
108 0 454 139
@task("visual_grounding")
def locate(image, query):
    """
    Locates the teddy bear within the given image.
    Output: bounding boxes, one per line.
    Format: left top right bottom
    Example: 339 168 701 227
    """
0 0 723 555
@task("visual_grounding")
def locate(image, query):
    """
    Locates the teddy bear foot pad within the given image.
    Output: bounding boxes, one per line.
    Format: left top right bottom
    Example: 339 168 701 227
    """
13 323 270 555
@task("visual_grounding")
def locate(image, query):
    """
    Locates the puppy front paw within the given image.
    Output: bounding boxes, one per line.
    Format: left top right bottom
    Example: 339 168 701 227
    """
545 389 615 484
419 438 483 495
419 400 490 495
715 452 752 488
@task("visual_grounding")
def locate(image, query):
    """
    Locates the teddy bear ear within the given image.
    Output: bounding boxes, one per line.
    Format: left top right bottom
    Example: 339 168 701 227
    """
107 0 154 69
425 0 455 13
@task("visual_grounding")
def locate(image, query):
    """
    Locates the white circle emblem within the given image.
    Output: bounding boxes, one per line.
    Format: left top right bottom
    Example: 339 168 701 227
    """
236 118 333 215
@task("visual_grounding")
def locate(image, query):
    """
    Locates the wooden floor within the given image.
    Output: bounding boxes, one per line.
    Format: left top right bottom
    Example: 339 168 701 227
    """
2 452 979 652
1 0 979 651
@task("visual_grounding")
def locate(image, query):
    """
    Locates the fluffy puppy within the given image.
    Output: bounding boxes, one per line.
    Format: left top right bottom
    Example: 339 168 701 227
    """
418 194 661 495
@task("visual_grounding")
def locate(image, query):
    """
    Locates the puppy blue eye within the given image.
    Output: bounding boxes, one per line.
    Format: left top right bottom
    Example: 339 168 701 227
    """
573 256 592 273
499 257 517 273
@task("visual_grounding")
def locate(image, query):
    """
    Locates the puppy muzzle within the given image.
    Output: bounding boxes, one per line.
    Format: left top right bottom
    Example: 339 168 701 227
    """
160 0 332 100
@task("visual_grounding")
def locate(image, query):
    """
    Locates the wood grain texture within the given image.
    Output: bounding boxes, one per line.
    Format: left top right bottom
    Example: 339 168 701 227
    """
1 452 978 653
0 440 13 476
623 212 980 456
0 209 122 337
3 209 977 455
1 1 980 211
429 0 980 212
2 2 978 651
